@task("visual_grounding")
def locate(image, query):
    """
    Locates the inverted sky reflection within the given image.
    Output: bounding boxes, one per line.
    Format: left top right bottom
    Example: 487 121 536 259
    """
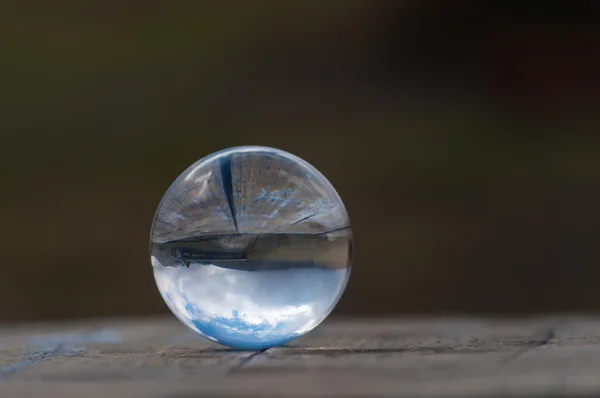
153 257 348 349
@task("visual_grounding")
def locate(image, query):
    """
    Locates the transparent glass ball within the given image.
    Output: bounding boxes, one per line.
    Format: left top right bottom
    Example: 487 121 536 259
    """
150 146 353 349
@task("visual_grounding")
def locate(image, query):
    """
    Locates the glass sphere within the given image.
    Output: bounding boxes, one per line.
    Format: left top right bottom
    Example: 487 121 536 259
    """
150 146 352 349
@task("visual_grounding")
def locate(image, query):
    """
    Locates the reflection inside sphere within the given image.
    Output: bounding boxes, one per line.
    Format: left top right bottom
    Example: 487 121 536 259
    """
150 146 352 349
152 256 349 349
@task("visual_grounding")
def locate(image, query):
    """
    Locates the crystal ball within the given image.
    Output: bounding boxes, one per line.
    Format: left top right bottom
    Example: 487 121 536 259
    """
150 146 353 349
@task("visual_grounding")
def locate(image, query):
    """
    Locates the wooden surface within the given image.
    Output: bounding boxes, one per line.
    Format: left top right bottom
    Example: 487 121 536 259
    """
2 315 600 397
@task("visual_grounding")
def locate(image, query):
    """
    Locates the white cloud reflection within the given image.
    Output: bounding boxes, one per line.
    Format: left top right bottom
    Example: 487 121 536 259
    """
152 256 349 349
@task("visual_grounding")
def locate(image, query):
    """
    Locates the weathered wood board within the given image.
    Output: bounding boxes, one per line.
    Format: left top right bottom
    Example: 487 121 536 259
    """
2 316 600 397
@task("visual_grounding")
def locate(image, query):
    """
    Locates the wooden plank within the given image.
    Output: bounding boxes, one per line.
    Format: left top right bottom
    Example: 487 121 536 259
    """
1 316 600 397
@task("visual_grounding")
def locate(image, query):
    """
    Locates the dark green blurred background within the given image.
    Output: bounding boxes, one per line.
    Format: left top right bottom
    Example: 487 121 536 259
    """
1 1 599 322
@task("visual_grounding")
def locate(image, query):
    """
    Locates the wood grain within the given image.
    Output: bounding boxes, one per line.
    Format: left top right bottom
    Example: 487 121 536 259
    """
2 316 599 397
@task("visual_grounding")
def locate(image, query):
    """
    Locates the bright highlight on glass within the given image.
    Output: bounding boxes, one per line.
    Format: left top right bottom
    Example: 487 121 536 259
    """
150 146 353 349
